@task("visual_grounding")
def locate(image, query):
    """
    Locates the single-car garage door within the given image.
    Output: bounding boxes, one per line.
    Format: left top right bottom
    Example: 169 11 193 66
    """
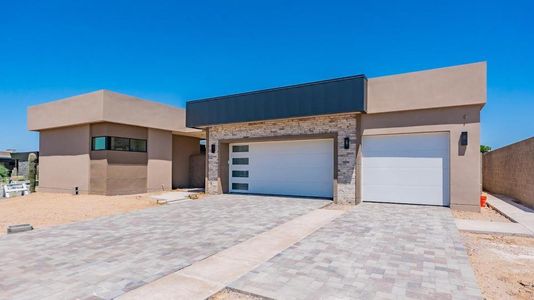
229 139 334 198
362 132 450 206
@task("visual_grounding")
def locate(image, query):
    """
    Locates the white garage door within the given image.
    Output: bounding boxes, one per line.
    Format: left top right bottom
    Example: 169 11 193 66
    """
362 132 450 206
229 139 334 198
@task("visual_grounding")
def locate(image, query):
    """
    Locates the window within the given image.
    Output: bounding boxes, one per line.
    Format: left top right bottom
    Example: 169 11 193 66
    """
232 158 249 165
232 145 249 152
110 137 130 151
92 137 107 151
90 136 147 152
200 139 206 153
232 170 249 178
232 183 248 190
130 139 147 152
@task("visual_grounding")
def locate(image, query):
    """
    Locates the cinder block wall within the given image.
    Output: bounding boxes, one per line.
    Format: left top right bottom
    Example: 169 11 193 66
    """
483 137 534 208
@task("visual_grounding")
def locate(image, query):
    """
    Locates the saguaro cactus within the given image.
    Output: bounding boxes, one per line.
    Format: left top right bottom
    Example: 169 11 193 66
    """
28 153 37 192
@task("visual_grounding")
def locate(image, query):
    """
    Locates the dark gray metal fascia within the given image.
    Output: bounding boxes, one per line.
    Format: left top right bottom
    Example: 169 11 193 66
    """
186 75 367 127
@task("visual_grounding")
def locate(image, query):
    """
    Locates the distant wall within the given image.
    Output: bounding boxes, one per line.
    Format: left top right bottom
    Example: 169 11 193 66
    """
483 137 534 208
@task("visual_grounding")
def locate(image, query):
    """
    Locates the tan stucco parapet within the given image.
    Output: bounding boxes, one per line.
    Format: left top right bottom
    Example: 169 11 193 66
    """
28 90 201 136
367 62 486 114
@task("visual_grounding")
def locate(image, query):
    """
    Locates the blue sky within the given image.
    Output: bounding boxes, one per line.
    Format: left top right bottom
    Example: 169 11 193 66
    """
1 0 532 151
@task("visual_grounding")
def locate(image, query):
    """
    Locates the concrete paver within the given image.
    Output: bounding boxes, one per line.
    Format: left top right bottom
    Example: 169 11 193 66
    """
230 203 482 300
0 194 328 300
119 208 344 300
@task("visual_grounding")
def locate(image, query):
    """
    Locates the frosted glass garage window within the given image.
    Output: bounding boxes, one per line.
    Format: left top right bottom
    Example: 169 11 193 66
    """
232 183 248 190
232 158 249 165
232 170 249 177
232 145 249 152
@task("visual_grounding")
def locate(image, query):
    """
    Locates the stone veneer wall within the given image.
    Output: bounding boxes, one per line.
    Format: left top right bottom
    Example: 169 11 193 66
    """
207 114 358 204
483 137 534 208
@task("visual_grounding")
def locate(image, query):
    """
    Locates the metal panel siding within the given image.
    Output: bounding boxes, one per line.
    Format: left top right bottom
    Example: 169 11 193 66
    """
186 75 366 127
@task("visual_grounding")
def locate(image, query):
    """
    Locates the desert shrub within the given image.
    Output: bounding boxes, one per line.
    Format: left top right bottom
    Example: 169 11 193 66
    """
0 164 9 182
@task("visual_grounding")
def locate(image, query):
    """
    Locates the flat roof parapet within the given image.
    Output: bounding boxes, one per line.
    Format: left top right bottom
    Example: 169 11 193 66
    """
28 90 200 136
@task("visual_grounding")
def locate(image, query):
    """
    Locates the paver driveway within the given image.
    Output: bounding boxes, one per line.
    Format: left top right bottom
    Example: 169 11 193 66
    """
230 203 481 299
0 194 328 300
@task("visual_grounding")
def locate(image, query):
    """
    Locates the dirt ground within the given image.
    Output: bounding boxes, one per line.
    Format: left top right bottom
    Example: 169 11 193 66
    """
461 232 534 300
209 288 263 300
452 205 511 222
0 192 159 235
453 205 534 299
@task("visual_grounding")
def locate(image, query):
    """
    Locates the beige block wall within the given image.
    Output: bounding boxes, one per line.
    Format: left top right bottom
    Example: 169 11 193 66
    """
206 114 358 204
147 128 173 192
38 124 91 194
483 137 534 208
361 105 483 211
172 135 202 188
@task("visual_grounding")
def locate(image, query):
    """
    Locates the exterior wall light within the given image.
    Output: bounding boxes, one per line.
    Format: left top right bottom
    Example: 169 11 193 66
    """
344 137 350 149
460 132 468 146
211 144 216 153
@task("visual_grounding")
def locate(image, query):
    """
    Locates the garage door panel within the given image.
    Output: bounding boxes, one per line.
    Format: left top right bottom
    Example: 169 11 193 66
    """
252 153 332 168
363 185 445 205
363 134 449 152
230 139 334 198
249 180 332 198
363 167 445 186
363 157 449 168
362 132 450 206
252 167 333 181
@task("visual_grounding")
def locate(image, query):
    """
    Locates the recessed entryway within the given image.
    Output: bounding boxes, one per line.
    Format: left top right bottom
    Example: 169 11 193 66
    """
362 132 450 206
229 139 334 198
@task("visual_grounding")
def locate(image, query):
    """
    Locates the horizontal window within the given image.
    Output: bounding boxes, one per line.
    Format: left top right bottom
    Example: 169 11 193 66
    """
92 136 107 151
232 158 249 165
130 139 147 152
90 136 147 152
110 137 130 151
232 170 249 178
232 145 249 152
232 183 249 190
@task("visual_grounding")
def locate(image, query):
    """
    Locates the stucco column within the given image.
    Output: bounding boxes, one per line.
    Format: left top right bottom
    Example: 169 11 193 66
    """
147 128 172 192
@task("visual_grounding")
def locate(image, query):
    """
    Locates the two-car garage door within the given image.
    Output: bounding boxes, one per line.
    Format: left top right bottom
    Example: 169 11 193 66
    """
362 132 450 206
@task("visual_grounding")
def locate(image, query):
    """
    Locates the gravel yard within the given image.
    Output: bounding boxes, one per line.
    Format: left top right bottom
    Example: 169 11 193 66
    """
0 192 158 235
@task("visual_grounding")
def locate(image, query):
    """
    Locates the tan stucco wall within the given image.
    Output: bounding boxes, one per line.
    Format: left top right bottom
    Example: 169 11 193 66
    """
147 128 173 192
367 62 486 114
89 123 148 195
172 135 201 188
361 105 483 211
28 92 104 132
189 153 206 188
28 90 200 136
483 137 534 208
38 124 91 194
